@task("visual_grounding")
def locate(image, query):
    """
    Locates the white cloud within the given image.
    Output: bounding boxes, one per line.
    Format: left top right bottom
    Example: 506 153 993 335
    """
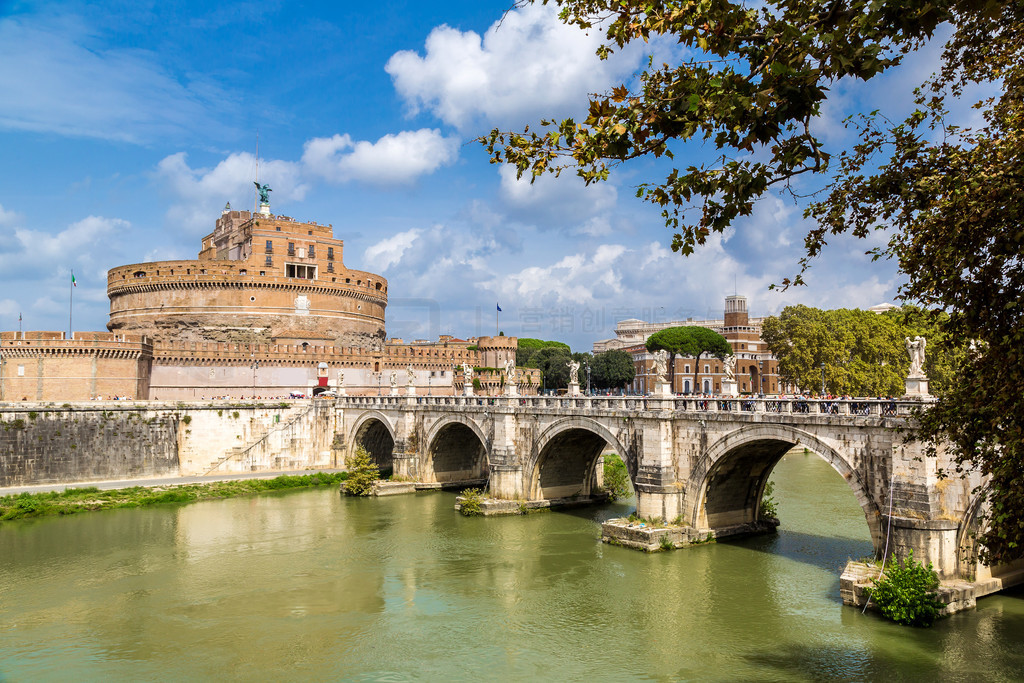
385 4 645 131
154 152 307 233
302 129 459 185
364 228 422 270
0 215 129 273
0 213 131 332
0 15 226 143
499 165 618 224
0 203 19 226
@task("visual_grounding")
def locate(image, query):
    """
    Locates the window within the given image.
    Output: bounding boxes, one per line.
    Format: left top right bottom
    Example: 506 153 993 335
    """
327 262 334 273
239 269 247 276
17 365 25 377
287 242 295 256
327 247 334 260
286 264 316 279
704 364 710 374
308 245 315 258
265 240 272 253
684 364 690 374
265 256 272 266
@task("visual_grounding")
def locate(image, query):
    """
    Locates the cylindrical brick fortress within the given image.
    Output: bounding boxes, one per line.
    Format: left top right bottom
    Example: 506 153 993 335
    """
107 209 387 348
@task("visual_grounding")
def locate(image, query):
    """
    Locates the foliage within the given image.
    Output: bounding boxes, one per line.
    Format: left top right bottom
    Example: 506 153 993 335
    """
485 0 950 256
646 326 731 388
761 304 961 396
0 473 348 522
591 349 636 389
533 345 573 389
344 446 380 496
866 550 944 627
517 338 571 368
759 480 778 519
602 453 632 501
659 535 675 551
459 488 484 516
484 0 1024 560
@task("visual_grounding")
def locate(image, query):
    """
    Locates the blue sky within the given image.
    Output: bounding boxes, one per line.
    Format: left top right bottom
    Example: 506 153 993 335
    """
1 0 948 350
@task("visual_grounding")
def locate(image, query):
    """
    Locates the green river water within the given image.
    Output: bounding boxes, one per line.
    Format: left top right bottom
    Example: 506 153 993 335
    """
2 451 1023 681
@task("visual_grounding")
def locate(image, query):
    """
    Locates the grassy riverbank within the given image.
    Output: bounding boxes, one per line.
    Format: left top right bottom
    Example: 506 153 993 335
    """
0 472 349 522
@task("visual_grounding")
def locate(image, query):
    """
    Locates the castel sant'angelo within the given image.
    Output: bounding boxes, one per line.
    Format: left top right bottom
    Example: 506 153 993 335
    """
1 194 532 400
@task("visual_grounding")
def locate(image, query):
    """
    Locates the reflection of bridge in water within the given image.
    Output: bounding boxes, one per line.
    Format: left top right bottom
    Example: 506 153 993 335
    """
336 394 1008 584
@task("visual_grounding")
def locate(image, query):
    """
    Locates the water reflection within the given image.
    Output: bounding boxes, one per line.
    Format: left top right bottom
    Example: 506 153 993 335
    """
1 454 1022 680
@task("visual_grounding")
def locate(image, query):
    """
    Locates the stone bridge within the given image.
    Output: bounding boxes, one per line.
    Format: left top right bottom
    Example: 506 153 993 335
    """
334 393 996 582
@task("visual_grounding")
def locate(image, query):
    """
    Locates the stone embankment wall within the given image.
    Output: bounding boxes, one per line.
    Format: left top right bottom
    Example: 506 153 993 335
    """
0 401 336 487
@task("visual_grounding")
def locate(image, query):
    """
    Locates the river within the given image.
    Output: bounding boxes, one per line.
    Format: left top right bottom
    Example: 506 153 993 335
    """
2 450 1023 681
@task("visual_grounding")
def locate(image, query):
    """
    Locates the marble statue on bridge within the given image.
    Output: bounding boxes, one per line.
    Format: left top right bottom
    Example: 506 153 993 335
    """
906 336 927 377
724 354 736 381
566 360 581 385
652 350 668 380
504 358 516 382
406 364 415 386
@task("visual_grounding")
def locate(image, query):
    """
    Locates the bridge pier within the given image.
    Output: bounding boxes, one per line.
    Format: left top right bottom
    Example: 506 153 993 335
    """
489 464 524 499
392 451 418 480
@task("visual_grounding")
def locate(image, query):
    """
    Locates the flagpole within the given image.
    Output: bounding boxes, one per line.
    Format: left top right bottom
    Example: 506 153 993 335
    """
69 269 74 339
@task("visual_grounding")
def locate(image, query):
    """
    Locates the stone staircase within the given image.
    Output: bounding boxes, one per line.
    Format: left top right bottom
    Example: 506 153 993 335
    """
202 405 317 475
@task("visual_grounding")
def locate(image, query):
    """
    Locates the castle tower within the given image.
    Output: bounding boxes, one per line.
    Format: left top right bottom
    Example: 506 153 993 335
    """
106 210 387 348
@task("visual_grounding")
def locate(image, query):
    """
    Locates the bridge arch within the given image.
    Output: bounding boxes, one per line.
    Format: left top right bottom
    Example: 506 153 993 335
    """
348 411 396 475
527 417 631 501
688 424 883 550
422 415 490 484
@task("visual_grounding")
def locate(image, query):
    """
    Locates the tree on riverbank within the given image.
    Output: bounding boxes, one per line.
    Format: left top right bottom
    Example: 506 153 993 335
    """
484 0 1024 564
762 305 961 396
591 349 635 390
344 446 380 496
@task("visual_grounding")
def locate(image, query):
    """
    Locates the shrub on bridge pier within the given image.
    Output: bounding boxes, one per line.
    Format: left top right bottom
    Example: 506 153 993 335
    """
866 550 944 627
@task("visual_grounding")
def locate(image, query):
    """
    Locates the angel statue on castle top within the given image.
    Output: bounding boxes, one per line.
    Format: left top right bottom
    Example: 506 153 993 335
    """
254 182 272 205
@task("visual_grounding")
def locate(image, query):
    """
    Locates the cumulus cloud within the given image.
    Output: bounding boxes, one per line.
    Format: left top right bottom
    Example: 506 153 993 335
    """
302 129 459 185
154 152 307 233
0 215 129 274
0 14 227 143
364 228 422 270
0 213 132 332
0 203 19 226
498 165 618 226
385 3 645 131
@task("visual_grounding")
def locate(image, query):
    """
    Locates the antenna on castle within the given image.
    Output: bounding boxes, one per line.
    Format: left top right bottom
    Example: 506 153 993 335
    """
254 130 259 214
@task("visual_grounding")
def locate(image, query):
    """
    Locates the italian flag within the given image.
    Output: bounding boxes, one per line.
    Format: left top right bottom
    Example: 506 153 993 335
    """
71 272 77 287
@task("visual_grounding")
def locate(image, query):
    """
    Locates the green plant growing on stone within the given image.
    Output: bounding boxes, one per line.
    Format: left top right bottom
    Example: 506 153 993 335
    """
759 480 779 519
459 488 484 516
343 446 380 496
602 453 631 501
181 415 192 425
866 550 944 627
659 535 674 551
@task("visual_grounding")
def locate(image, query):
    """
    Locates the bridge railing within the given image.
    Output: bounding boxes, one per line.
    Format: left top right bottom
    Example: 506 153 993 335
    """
334 394 931 417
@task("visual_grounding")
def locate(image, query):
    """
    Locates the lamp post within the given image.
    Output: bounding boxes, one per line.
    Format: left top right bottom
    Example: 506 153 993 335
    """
586 362 591 396
377 371 382 396
428 370 432 396
820 361 826 397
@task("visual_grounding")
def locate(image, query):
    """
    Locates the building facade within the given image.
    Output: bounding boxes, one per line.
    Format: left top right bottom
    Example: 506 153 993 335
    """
594 295 781 395
1 207 537 400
